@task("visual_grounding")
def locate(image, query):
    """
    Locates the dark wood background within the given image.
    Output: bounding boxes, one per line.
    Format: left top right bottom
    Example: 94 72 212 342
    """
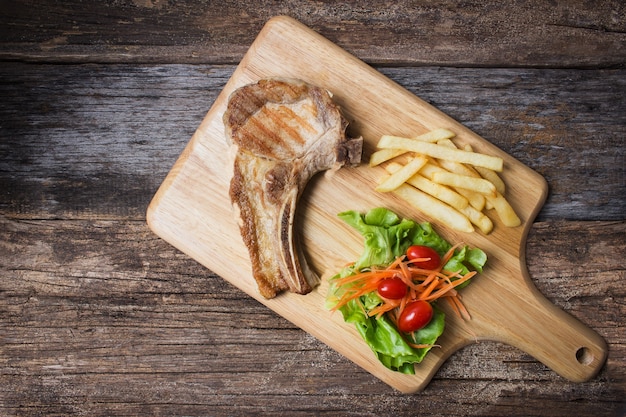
1 1 625 416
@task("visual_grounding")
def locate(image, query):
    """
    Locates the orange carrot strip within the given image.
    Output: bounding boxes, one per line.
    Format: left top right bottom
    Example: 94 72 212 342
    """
334 269 396 286
441 242 464 266
442 269 464 281
354 296 367 316
452 294 471 320
398 261 423 290
386 255 406 270
446 296 461 318
420 271 476 301
397 292 410 318
399 260 412 282
418 275 442 300
368 301 400 318
407 266 441 276
413 272 438 289
346 281 381 297
332 246 480 332
330 282 383 311
388 308 399 326
406 257 430 264
438 271 454 286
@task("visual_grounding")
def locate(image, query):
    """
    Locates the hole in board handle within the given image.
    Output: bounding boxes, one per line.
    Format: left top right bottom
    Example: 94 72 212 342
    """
576 346 594 365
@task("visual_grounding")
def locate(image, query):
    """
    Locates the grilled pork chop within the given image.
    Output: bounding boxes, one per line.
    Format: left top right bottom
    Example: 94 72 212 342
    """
224 78 362 298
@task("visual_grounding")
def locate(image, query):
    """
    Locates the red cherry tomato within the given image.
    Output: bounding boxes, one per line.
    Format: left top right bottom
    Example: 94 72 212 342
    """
406 245 441 270
397 300 434 333
377 278 407 299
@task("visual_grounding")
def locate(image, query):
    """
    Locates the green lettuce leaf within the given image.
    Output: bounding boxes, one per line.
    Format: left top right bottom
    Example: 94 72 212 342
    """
327 207 487 374
337 208 415 270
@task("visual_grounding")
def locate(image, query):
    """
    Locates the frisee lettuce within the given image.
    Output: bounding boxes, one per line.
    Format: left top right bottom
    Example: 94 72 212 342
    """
326 207 487 374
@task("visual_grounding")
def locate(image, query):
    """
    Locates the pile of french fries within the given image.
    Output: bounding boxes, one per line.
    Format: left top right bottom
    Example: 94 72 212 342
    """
370 128 520 234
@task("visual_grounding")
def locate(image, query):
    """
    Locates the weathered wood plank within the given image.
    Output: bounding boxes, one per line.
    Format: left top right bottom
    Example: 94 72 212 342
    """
0 218 624 416
1 1 623 415
1 63 624 221
0 0 624 67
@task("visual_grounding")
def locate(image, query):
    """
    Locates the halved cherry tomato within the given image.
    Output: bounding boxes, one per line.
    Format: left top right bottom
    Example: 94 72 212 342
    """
406 245 441 270
377 278 407 299
397 300 433 333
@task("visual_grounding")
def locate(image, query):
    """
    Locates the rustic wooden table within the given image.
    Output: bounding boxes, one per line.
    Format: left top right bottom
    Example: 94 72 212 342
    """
1 2 625 416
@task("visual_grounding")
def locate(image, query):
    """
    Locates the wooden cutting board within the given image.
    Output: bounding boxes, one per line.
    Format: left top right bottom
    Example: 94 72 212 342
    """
147 16 607 393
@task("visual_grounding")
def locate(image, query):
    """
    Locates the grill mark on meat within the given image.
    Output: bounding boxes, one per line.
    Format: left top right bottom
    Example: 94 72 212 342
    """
226 92 265 132
245 113 289 157
273 105 318 135
239 120 275 157
224 78 363 298
256 105 305 149
234 105 316 160
267 80 305 103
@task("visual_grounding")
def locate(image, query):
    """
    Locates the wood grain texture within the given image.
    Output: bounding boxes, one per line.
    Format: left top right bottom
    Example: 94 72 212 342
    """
0 0 624 67
1 217 624 415
1 0 625 414
146 16 607 392
1 63 624 221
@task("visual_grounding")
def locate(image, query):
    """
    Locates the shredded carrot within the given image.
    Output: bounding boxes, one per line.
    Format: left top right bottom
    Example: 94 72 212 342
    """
420 271 476 301
397 263 422 290
334 269 395 286
446 296 461 318
450 294 471 321
368 300 400 318
386 256 406 270
397 292 409 319
418 274 441 300
413 272 437 290
398 260 412 283
355 296 367 316
441 242 464 266
331 244 478 326
330 283 381 312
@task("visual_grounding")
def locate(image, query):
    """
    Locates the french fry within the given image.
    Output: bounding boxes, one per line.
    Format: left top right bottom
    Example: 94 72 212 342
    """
486 192 521 227
377 128 456 151
419 161 448 180
385 162 469 210
436 139 484 178
419 161 487 211
464 144 506 195
391 183 474 233
435 157 478 178
369 148 406 167
459 205 494 235
475 165 506 195
454 187 486 212
371 127 521 234
432 171 497 197
377 136 504 171
436 137 459 149
375 156 428 192
413 128 456 142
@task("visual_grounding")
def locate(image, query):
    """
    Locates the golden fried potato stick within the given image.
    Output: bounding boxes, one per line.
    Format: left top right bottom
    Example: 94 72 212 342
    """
377 136 503 171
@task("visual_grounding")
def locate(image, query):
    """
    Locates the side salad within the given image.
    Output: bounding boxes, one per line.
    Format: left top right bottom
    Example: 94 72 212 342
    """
325 207 487 374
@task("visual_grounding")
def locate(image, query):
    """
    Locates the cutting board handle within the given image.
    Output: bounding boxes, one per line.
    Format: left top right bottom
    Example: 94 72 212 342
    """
471 265 608 382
